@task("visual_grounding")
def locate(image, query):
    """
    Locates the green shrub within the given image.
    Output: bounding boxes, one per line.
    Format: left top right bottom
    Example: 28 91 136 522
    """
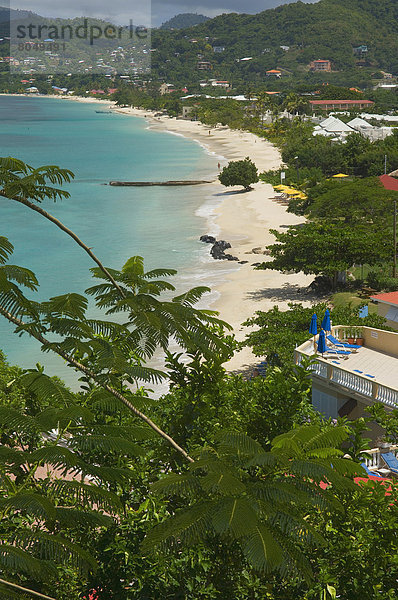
367 270 398 291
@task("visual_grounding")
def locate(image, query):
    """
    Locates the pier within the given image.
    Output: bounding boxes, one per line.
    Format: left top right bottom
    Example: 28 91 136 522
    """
109 180 214 186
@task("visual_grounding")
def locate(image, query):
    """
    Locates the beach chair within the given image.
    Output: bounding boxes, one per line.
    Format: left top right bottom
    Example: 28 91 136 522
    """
323 348 351 356
360 462 382 478
327 334 361 349
381 452 398 475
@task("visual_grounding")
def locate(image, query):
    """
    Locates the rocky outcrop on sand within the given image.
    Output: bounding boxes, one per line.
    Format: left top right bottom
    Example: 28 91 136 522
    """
200 236 238 261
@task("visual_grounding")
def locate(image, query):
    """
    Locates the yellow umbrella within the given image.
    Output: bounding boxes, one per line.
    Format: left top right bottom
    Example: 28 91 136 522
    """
332 173 349 178
274 184 290 190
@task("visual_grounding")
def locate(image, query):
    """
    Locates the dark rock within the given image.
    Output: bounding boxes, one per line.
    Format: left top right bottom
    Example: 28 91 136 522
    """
200 234 216 244
238 260 249 264
210 240 232 260
224 254 239 261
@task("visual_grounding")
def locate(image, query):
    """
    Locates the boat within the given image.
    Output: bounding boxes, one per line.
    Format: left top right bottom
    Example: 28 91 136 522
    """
95 110 113 114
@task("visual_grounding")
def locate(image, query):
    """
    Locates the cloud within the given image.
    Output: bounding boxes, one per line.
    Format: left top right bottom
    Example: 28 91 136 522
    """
10 0 319 26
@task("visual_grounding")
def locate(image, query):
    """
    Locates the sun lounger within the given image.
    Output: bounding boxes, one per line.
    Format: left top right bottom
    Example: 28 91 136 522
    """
364 374 375 378
360 462 382 477
381 452 398 475
354 369 363 374
323 348 351 356
327 334 361 349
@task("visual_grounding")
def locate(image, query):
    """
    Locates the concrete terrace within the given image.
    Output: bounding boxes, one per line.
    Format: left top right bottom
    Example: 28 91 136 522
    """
295 326 398 409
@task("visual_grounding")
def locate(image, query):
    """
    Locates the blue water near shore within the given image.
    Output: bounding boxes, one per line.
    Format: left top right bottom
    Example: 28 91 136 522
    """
0 96 222 383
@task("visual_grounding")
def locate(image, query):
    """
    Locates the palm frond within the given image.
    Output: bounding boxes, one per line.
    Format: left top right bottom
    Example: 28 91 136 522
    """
242 523 284 573
211 498 258 538
142 502 213 550
54 507 113 528
0 236 14 265
0 493 56 520
0 407 40 436
48 480 121 512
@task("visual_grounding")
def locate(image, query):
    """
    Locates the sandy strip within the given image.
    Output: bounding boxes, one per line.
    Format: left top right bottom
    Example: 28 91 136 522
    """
109 107 314 372
4 95 314 373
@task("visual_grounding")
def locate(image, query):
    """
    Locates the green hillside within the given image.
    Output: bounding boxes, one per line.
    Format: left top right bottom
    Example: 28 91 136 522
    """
150 0 398 87
160 13 210 30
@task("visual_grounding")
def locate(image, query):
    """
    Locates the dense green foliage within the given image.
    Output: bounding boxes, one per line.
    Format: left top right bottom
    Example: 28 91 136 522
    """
160 13 210 30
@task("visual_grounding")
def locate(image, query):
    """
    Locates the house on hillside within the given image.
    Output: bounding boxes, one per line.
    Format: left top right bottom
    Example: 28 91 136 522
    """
266 69 282 78
353 45 368 56
197 61 212 70
159 83 176 95
309 59 332 72
213 46 225 53
211 80 230 88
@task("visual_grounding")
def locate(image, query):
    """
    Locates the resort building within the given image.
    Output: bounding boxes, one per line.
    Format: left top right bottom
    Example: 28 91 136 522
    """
309 59 332 72
370 292 398 331
295 326 398 441
309 99 375 111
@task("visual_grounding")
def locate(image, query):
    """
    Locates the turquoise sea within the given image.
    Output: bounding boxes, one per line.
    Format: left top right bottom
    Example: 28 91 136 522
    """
0 96 224 383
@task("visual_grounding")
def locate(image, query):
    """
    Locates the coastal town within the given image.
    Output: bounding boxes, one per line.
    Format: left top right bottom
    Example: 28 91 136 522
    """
0 1 397 599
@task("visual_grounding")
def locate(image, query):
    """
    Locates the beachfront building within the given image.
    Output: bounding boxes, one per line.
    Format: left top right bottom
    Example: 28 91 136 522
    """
370 292 398 331
310 99 375 112
295 326 398 441
309 59 332 72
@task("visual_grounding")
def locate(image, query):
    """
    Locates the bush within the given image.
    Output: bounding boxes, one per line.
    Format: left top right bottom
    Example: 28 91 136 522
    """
367 270 398 291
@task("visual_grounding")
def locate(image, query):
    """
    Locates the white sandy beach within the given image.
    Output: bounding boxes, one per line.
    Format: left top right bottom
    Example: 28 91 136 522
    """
109 105 314 372
4 94 314 373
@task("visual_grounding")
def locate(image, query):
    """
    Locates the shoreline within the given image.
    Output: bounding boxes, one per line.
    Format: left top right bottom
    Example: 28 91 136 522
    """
4 94 314 373
112 105 314 372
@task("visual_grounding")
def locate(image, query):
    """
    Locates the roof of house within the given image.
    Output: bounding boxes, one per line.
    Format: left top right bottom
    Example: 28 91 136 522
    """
310 99 374 105
379 174 398 191
370 291 398 306
319 116 354 132
266 69 281 73
347 117 372 129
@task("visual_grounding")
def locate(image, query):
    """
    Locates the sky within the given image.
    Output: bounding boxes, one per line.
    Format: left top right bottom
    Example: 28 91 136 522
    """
9 0 320 26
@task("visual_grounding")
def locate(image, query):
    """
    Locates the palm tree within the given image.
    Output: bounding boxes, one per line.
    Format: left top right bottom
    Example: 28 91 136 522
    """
255 91 272 127
283 93 309 118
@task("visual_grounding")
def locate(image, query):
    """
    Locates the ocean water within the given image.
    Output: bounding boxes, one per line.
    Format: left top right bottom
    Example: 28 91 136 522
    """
0 96 229 384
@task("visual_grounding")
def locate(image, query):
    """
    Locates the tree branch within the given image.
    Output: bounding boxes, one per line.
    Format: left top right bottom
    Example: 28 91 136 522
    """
1 193 126 298
0 304 194 463
0 577 57 600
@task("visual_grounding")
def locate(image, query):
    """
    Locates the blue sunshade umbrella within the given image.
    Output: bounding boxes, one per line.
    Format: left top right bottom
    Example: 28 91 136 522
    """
317 329 327 355
321 309 331 332
309 313 317 351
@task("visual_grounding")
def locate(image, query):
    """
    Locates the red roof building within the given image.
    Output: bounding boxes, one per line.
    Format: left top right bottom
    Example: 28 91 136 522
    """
379 174 398 191
370 292 398 329
309 99 374 111
309 59 332 72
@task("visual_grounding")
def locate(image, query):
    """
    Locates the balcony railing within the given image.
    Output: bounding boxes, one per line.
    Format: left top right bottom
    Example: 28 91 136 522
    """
361 446 398 471
296 352 398 408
